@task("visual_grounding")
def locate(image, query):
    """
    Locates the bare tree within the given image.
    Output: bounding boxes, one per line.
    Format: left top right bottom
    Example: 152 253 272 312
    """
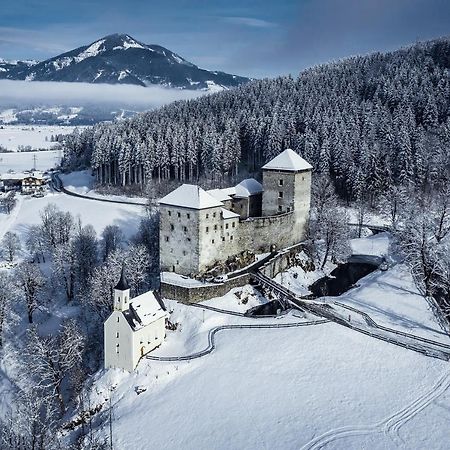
380 185 407 230
310 204 350 269
25 225 47 263
101 225 124 261
432 186 450 243
52 243 77 303
39 204 74 248
25 320 85 415
0 273 13 347
15 262 44 323
1 231 21 262
0 191 16 214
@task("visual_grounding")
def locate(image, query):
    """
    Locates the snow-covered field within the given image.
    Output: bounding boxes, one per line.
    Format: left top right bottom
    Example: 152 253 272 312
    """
91 311 449 450
0 149 61 172
0 192 145 245
0 125 76 151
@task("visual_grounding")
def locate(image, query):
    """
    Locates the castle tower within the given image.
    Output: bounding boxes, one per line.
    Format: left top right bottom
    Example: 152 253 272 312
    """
114 266 130 311
261 149 312 242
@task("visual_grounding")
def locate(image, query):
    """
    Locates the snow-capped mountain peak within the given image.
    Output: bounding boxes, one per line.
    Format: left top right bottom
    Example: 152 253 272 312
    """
0 33 249 91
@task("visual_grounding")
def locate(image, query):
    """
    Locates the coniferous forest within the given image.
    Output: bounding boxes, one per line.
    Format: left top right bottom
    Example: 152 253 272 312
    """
63 38 450 201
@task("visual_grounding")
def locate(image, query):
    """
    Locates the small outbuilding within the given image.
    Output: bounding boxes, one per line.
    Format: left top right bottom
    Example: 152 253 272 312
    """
104 268 169 372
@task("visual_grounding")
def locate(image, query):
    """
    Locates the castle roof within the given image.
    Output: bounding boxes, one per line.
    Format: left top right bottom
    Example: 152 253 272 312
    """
159 184 223 209
234 178 263 198
207 188 233 202
114 266 130 291
262 149 312 172
221 207 240 219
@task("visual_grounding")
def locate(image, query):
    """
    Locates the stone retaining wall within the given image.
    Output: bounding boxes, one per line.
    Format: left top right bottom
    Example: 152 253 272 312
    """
161 273 251 303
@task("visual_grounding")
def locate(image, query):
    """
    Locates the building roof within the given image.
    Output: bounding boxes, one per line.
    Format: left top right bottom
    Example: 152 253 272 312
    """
114 266 130 291
207 188 233 202
159 184 223 209
234 178 263 198
221 207 240 219
262 149 312 172
122 291 168 331
0 171 44 181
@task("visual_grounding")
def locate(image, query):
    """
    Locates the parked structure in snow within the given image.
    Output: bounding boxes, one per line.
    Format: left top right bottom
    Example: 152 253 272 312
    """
104 268 169 371
159 149 312 276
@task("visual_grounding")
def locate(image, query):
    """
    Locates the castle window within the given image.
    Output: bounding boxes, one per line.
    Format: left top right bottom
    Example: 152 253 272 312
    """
206 226 209 233
168 210 171 216
177 212 181 218
279 179 284 186
278 205 283 212
183 250 187 256
212 239 215 244
206 213 209 219
165 236 169 242
170 224 174 231
125 297 127 303
222 237 225 242
214 225 218 231
187 237 191 242
117 317 120 322
116 332 119 338
287 207 291 212
187 213 190 219
278 191 283 198
225 223 229 229
232 222 235 228
116 343 120 353
213 212 217 218
183 226 187 232
302 176 305 181
230 235 234 241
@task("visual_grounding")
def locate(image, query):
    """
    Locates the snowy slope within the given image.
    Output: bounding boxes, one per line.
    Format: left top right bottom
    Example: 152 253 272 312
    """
89 317 450 450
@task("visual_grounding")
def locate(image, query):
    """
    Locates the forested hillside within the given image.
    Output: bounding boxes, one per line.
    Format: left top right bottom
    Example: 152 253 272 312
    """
63 38 450 200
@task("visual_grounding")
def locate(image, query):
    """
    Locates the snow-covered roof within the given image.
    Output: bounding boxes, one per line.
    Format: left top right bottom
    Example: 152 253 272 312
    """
234 178 263 198
123 291 168 331
262 149 312 172
221 208 240 219
0 171 44 181
159 184 223 209
207 188 233 202
222 187 237 196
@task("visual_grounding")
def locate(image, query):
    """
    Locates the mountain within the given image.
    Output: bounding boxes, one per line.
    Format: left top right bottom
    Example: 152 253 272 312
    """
0 33 250 90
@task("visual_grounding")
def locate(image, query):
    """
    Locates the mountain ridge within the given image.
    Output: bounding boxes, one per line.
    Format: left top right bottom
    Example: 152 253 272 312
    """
0 33 250 90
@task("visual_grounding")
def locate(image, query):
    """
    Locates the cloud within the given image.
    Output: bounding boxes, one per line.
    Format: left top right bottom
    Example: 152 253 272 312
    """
0 80 205 109
222 16 277 28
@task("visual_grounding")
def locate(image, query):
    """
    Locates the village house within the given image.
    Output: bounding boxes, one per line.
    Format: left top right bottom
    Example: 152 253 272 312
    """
104 268 169 372
0 171 47 194
159 149 312 277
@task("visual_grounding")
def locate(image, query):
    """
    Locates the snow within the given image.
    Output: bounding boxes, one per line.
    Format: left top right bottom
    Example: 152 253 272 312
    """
262 148 313 172
159 184 223 209
0 125 75 151
202 285 268 312
128 292 168 329
220 207 239 219
0 192 145 242
160 272 214 288
350 232 390 257
75 39 106 62
206 188 233 202
234 177 263 197
118 70 128 81
0 150 61 173
90 310 450 450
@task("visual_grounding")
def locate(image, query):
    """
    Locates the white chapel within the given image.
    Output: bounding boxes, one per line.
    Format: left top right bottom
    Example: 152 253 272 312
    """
104 268 168 372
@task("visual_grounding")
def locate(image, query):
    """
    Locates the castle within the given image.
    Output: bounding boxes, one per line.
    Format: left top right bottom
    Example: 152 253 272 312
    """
159 149 312 276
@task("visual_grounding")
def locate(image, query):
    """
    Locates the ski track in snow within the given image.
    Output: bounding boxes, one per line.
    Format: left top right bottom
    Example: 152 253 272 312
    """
300 368 450 449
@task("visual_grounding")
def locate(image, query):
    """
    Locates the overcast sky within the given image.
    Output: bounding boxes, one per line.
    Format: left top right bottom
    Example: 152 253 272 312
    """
0 0 449 78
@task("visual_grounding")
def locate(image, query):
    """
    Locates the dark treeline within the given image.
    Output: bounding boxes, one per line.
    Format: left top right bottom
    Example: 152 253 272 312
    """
63 38 450 201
